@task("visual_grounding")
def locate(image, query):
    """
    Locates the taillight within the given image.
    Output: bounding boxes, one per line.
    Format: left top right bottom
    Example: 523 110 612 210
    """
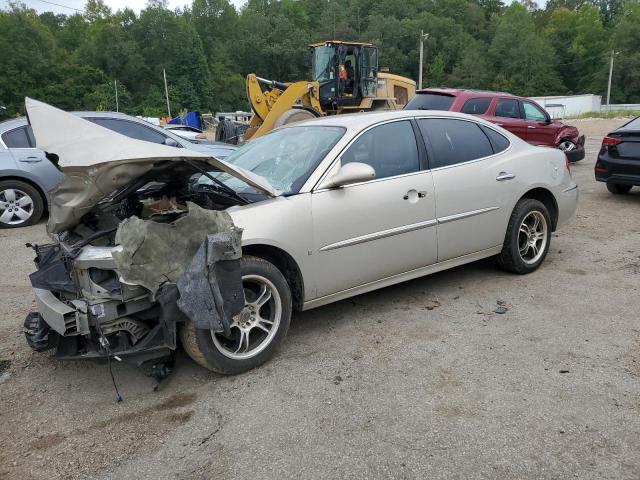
565 154 571 173
601 136 622 148
594 162 608 174
195 133 207 140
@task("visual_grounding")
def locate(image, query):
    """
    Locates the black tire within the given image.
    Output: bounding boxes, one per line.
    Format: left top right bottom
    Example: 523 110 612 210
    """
496 198 552 274
0 179 44 228
273 109 317 128
606 183 632 195
180 256 292 374
215 119 239 145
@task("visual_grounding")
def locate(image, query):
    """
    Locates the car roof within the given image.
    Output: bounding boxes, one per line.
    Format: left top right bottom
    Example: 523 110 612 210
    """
0 111 234 151
0 117 29 132
415 87 516 98
289 109 502 130
1 111 149 128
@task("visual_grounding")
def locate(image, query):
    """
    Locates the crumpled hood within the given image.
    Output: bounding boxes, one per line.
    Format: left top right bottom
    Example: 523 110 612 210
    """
25 98 280 234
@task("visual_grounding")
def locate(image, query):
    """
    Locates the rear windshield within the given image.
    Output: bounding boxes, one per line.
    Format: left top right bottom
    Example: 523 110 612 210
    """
405 93 455 111
618 116 640 131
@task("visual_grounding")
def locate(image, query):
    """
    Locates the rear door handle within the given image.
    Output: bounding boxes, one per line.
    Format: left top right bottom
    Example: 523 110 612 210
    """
527 125 536 129
19 156 42 163
495 123 503 127
496 172 516 181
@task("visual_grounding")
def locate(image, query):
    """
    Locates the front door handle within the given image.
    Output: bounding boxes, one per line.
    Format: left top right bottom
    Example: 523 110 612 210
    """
496 172 516 181
527 125 536 129
19 156 42 163
495 123 503 127
403 190 428 200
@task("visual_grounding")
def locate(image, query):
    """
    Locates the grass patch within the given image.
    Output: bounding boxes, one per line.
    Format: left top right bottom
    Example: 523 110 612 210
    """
567 110 640 119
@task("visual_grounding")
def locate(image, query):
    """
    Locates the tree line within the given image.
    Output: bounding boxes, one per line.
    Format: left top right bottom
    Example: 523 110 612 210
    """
1 0 639 118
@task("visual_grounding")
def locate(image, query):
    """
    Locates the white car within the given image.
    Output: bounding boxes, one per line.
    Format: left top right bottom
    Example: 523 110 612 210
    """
24 99 578 376
164 125 207 141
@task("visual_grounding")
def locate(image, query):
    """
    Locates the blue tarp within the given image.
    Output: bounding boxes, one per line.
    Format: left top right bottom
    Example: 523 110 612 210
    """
167 111 203 131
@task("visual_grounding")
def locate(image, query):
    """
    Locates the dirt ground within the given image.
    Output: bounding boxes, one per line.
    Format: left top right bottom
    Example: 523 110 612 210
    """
1 118 639 480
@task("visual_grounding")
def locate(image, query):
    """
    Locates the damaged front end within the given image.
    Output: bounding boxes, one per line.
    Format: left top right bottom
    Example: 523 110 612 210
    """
26 202 244 367
22 98 278 369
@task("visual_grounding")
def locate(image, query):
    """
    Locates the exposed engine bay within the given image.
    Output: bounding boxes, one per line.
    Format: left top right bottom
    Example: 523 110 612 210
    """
21 97 285 391
26 160 249 369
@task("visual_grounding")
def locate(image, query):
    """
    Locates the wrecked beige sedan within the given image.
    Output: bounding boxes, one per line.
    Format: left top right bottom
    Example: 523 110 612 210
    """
24 98 577 377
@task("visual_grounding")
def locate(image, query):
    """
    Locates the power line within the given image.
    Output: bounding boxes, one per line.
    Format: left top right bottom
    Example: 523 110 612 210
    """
30 0 83 12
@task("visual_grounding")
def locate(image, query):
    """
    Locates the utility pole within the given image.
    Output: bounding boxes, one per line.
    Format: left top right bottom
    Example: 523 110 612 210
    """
606 50 617 109
114 80 119 112
163 68 171 118
418 31 429 90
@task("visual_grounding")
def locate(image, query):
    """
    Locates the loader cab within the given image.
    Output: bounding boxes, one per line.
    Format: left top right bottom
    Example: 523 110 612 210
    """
310 41 379 112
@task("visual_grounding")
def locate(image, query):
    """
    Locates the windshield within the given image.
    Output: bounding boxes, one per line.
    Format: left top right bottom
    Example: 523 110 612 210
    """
312 46 336 82
204 126 345 195
405 93 455 111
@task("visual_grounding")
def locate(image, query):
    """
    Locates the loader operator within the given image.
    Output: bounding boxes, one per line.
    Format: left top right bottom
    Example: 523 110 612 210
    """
345 59 354 94
339 63 348 96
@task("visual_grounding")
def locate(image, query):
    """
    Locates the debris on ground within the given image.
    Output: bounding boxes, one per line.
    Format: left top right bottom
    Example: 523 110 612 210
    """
425 299 441 310
493 299 509 314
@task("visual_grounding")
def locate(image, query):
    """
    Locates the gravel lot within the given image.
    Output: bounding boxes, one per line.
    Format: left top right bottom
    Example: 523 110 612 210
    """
1 118 639 480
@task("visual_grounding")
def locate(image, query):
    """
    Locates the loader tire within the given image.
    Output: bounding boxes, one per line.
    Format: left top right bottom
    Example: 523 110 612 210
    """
215 119 239 144
273 109 317 128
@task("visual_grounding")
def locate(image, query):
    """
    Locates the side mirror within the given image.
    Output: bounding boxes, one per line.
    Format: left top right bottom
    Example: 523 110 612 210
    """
164 137 179 147
319 162 375 189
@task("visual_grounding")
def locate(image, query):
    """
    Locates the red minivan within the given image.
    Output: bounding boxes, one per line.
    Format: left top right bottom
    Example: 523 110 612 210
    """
405 88 585 162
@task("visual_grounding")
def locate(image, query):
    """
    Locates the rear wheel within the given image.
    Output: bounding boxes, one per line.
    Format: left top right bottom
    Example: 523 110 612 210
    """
180 256 292 374
0 180 44 228
496 199 551 274
273 109 317 128
606 183 632 195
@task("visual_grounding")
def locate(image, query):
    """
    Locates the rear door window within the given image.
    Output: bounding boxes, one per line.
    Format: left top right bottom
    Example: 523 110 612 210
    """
405 93 455 111
341 120 419 179
2 126 35 148
494 98 521 119
88 118 168 144
480 125 510 153
461 98 491 115
418 118 493 168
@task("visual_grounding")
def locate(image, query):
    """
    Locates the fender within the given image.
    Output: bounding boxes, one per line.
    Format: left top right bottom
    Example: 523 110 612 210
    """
553 123 580 146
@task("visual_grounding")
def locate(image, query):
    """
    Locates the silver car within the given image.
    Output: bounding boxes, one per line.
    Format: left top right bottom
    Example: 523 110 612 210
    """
0 112 235 228
24 99 578 376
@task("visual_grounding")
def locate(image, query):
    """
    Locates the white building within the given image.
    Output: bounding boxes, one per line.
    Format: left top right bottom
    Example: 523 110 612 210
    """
529 94 602 118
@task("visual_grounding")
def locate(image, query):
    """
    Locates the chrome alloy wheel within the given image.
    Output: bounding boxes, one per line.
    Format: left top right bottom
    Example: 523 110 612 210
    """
558 140 576 152
0 189 34 226
212 274 282 360
518 211 548 265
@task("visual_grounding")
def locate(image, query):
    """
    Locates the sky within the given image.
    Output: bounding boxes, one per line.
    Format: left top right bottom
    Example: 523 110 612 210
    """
2 0 247 14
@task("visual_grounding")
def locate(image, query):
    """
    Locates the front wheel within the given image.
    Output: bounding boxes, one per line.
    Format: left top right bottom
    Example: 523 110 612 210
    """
180 256 292 374
606 183 632 195
496 199 551 274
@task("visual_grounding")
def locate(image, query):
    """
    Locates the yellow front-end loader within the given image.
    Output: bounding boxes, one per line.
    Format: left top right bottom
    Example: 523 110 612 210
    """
233 41 416 142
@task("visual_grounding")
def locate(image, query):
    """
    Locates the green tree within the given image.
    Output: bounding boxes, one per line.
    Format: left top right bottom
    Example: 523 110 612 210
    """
489 3 564 95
